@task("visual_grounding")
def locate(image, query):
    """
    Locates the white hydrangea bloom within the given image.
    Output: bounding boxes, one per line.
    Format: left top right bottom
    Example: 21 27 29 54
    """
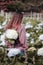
7 48 20 57
34 25 42 30
30 39 34 44
25 23 33 29
5 29 18 40
38 22 43 27
2 20 7 26
37 47 43 56
38 34 43 41
0 25 3 29
0 41 6 46
27 47 36 52
1 33 5 41
26 32 30 39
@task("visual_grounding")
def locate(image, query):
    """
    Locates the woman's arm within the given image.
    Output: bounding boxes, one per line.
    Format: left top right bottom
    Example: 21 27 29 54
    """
19 25 28 50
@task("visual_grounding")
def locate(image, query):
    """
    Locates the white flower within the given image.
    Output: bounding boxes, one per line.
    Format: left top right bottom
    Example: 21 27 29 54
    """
35 26 42 30
27 47 36 52
5 29 18 40
26 32 30 39
37 47 43 56
2 20 7 26
30 39 34 44
0 41 6 46
0 25 3 29
7 48 20 57
25 23 33 29
1 33 5 41
38 22 43 27
38 34 43 41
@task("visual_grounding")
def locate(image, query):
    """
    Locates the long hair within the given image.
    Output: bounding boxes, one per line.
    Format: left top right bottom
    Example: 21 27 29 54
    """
11 12 23 29
5 12 23 30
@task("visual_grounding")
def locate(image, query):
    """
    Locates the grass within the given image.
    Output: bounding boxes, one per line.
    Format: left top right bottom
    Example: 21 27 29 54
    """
0 16 5 25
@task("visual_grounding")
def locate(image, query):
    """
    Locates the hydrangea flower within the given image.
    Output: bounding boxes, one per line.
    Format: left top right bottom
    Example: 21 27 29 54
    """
26 32 30 39
37 47 43 56
38 34 43 41
1 33 5 41
27 47 36 52
25 23 33 29
5 29 18 40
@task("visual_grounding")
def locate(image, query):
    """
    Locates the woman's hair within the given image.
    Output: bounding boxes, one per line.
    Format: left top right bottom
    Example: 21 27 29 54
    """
5 12 23 30
12 12 23 24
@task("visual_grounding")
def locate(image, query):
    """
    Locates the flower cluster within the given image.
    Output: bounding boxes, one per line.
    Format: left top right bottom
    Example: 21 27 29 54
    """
5 29 18 40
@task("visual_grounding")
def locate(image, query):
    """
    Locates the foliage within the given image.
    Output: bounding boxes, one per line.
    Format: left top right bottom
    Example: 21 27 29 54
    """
7 2 24 12
0 16 5 25
0 15 43 65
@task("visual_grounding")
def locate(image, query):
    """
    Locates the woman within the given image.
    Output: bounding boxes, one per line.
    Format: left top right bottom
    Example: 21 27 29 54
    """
4 12 28 57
